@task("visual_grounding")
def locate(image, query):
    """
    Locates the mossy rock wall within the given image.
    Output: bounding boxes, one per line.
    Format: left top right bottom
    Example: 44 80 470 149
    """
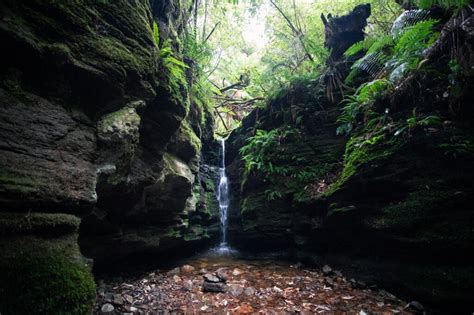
0 0 220 311
0 213 95 315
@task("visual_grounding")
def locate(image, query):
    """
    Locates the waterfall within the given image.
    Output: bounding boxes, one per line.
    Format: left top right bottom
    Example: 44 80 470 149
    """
217 138 229 245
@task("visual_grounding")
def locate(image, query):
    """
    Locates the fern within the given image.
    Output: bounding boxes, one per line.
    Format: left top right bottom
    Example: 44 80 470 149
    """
391 9 431 35
404 0 470 10
345 19 439 83
391 19 440 70
153 21 160 47
159 39 188 97
337 79 393 135
344 38 376 57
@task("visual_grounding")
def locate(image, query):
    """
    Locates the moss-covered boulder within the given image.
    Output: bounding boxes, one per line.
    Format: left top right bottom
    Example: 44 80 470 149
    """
0 212 95 315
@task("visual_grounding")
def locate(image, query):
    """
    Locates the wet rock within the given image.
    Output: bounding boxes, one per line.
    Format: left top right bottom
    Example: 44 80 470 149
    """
273 286 283 294
168 267 181 275
325 277 335 287
203 273 224 283
123 294 133 304
183 279 193 291
216 268 229 281
322 265 333 275
232 268 244 276
199 268 208 274
104 292 114 302
405 301 424 314
228 284 244 296
202 282 227 293
112 294 123 305
244 286 256 296
181 265 195 273
101 303 114 313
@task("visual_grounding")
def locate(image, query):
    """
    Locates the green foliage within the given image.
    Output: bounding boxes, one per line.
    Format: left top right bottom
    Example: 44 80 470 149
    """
159 39 189 98
440 135 474 159
448 59 463 98
345 19 440 83
403 0 470 10
337 79 393 135
182 30 218 125
394 109 442 136
240 127 299 177
240 126 336 201
153 21 160 47
0 252 96 314
327 130 402 195
391 20 439 70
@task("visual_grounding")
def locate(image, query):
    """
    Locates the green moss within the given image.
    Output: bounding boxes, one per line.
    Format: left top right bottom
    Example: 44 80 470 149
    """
241 193 268 215
180 120 202 153
374 188 474 242
86 35 153 74
184 224 209 241
0 172 40 194
0 251 96 315
99 107 140 130
326 135 403 195
0 212 80 236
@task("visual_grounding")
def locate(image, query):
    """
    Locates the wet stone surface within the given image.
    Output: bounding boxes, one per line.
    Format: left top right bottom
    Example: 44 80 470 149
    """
95 255 413 314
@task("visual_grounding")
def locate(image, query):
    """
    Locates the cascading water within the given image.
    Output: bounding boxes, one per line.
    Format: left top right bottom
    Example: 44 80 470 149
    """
217 138 229 245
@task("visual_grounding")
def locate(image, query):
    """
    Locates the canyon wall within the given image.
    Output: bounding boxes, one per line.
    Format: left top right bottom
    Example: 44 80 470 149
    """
0 0 219 312
226 6 474 311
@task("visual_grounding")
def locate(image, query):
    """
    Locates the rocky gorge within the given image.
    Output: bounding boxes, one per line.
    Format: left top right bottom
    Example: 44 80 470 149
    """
0 0 221 312
0 0 473 314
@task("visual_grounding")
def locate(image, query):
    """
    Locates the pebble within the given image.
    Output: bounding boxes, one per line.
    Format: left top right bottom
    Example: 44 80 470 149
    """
244 286 255 296
228 284 244 296
167 267 180 275
101 303 114 313
232 268 244 276
405 301 424 313
203 273 222 283
104 292 114 303
183 279 193 291
322 265 332 275
181 265 195 273
112 294 123 305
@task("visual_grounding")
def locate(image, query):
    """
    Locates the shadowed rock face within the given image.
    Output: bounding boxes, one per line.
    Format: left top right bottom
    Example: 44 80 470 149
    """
0 0 219 312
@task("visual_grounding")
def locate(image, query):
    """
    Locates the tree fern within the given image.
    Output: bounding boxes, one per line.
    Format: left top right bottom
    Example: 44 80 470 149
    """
345 19 439 83
391 19 440 70
391 9 431 35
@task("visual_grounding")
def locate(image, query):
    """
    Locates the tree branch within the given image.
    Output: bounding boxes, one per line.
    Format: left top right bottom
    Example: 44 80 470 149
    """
270 0 314 62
